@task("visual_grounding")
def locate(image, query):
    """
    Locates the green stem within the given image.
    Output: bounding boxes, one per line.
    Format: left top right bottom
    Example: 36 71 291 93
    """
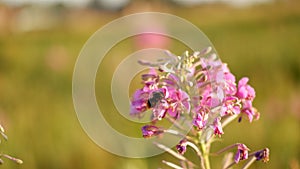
201 142 211 169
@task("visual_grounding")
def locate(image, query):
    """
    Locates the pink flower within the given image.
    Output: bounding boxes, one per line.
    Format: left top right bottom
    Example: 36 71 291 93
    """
255 148 270 163
200 85 220 108
234 144 250 163
235 77 259 122
130 89 149 117
193 113 207 130
141 125 164 138
141 68 159 91
193 107 208 129
220 96 241 116
236 77 255 100
200 54 222 69
176 139 188 155
166 88 190 118
213 118 224 136
223 71 237 95
241 105 259 122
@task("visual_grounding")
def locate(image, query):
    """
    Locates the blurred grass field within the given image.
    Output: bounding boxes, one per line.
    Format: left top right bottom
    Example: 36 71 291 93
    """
0 1 299 169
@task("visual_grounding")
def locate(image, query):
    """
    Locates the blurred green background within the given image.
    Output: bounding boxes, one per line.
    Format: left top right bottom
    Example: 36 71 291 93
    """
0 0 299 169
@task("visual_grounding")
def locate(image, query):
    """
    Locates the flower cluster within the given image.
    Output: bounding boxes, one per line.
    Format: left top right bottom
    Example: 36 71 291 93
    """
131 47 259 136
130 47 269 169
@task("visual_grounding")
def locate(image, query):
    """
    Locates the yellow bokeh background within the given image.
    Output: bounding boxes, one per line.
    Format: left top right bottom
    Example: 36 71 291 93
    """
0 1 299 168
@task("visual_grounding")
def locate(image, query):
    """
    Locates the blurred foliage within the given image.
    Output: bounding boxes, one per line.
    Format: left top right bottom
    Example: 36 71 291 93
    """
0 1 299 169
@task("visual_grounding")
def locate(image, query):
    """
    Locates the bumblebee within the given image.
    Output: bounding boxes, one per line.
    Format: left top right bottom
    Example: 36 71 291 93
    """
147 91 164 108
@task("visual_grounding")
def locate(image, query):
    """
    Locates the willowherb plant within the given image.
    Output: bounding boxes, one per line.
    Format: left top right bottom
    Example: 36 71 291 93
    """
130 47 269 169
0 124 23 165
